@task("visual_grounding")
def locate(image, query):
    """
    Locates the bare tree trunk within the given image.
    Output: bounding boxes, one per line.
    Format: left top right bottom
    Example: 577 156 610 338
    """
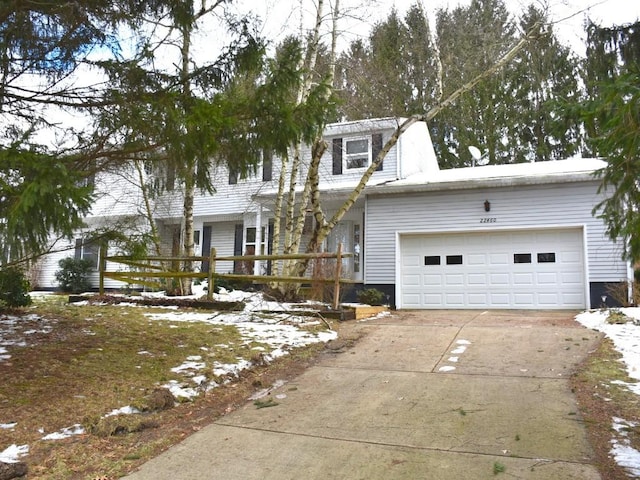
134 160 163 257
275 2 539 292
270 150 288 277
294 20 543 275
176 2 201 296
271 0 327 296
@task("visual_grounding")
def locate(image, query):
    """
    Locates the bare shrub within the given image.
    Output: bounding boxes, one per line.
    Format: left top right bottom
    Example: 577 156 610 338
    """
309 256 333 302
606 281 640 307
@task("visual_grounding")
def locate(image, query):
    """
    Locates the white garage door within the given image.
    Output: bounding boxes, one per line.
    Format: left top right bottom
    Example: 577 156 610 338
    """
399 229 586 309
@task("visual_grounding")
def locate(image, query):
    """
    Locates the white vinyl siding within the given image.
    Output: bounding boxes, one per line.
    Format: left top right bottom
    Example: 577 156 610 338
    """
364 181 626 287
88 166 148 218
34 238 136 291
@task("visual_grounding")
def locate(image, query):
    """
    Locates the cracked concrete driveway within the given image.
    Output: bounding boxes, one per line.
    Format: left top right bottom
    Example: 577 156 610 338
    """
124 310 604 479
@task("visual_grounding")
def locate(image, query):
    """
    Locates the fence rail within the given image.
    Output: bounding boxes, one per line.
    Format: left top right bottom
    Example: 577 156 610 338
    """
99 245 353 309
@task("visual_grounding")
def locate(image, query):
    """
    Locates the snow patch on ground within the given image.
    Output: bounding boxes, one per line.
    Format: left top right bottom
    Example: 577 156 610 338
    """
611 417 640 477
0 444 28 463
41 424 85 441
575 309 640 381
576 308 640 476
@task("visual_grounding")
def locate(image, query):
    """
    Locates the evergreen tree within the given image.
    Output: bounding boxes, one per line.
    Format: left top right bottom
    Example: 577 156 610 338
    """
0 1 333 273
335 3 437 120
0 0 160 265
505 5 582 163
335 0 580 168
580 21 640 262
433 0 516 167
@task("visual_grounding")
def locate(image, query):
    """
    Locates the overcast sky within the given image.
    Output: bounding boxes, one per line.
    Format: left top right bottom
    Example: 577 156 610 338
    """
232 0 640 56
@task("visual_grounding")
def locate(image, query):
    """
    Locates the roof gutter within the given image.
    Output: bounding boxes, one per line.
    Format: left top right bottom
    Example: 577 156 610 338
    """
364 170 600 197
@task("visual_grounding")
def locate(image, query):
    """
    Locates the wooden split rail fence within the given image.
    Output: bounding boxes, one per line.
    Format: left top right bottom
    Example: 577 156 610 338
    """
99 244 353 309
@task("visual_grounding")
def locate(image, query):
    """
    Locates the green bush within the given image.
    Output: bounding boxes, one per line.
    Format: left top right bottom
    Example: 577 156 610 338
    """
357 288 385 306
55 257 94 293
0 267 32 309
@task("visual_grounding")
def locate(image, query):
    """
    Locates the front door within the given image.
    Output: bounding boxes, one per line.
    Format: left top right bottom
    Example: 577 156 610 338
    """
327 221 362 282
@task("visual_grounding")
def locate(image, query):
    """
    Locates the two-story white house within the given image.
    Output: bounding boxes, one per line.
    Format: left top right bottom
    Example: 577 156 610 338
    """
35 117 630 309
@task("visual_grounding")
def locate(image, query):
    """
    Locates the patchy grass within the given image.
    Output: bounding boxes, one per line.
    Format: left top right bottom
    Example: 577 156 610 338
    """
572 337 640 480
492 461 506 475
0 295 335 479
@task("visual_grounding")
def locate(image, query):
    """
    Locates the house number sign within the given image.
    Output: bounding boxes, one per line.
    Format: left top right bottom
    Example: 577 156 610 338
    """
480 217 497 223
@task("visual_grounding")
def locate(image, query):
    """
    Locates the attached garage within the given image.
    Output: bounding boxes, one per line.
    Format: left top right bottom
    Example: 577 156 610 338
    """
398 228 586 309
363 159 629 310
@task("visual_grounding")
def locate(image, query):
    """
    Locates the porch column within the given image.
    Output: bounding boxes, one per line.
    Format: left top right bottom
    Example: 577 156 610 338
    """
254 206 262 275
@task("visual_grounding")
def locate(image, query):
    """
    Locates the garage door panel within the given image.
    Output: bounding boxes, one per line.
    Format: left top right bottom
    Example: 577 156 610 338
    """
445 293 465 306
489 293 511 306
490 273 510 285
513 273 534 285
423 274 442 286
444 274 464 286
399 228 585 309
561 272 583 284
514 293 535 305
468 293 489 305
402 293 421 308
562 293 584 304
538 293 560 305
559 251 582 263
402 254 421 266
402 274 421 286
467 273 488 286
424 293 443 304
490 253 509 265
467 254 487 266
537 272 558 284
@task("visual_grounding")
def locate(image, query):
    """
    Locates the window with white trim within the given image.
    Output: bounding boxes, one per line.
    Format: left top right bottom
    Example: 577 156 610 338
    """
345 137 369 169
74 238 100 269
332 133 383 175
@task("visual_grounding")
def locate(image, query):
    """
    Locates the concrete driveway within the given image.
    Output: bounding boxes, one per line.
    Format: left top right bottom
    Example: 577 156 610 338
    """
124 310 604 479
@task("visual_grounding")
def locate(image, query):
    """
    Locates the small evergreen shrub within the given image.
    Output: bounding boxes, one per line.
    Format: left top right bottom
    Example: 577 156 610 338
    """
55 257 94 293
0 267 32 309
357 288 385 306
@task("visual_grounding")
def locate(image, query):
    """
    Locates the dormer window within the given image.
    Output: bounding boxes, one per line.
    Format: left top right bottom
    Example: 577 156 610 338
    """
345 138 369 169
332 133 383 175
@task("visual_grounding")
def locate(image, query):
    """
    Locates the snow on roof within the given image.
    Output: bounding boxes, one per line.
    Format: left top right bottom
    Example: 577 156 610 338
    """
323 117 406 137
369 157 606 194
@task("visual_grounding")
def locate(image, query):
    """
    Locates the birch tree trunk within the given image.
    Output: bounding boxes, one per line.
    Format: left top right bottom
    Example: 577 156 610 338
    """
270 4 540 296
134 160 163 257
269 0 327 298
179 11 195 296
292 21 544 277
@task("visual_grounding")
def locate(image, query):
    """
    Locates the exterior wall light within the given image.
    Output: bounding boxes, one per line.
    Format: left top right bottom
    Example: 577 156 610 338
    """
484 200 491 212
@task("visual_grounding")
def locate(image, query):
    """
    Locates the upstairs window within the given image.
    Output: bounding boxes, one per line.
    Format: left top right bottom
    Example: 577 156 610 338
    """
229 165 238 185
345 138 369 169
262 149 273 181
332 133 383 175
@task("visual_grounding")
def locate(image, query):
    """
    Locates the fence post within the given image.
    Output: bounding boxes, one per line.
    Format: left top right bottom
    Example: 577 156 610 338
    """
207 247 216 300
99 245 106 296
333 243 343 310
